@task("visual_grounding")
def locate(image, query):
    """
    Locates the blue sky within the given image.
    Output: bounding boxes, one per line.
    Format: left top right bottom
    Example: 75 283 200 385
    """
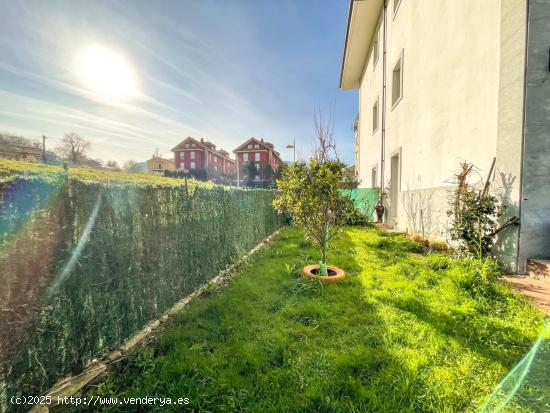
0 0 357 165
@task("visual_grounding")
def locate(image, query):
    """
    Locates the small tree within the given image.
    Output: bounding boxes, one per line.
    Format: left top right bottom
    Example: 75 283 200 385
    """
244 161 257 187
274 160 353 274
56 132 91 164
273 107 355 275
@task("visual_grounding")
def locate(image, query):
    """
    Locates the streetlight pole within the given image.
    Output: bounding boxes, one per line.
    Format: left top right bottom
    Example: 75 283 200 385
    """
286 140 296 163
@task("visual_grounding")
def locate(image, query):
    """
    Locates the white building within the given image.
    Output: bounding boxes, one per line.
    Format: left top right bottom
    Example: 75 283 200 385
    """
340 0 550 273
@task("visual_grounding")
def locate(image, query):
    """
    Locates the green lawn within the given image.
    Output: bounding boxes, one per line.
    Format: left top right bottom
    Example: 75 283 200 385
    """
82 226 545 412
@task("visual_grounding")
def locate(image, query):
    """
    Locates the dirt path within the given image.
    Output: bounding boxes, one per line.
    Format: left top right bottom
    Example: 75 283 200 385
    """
503 276 550 316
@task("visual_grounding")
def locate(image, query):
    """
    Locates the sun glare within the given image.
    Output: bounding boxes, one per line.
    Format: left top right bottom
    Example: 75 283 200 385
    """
76 46 137 101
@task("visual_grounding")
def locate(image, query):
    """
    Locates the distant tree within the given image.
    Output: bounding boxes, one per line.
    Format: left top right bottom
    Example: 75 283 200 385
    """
244 161 257 187
123 160 137 172
260 163 274 181
83 158 103 168
56 133 91 164
106 160 119 169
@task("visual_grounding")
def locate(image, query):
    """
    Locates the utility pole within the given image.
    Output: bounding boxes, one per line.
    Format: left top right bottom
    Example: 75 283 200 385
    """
42 135 47 162
286 140 296 163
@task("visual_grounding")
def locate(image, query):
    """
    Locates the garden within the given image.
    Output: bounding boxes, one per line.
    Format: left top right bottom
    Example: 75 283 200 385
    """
69 121 548 412
1 129 549 412
75 225 545 412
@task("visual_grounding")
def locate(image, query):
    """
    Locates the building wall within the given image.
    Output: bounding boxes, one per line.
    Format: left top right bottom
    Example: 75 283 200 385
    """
146 157 175 174
236 151 273 177
357 0 503 236
175 149 205 170
518 0 550 271
494 0 528 272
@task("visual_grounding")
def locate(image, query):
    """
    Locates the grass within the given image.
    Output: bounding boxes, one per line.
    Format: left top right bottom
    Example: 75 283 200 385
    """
78 226 546 412
0 159 212 187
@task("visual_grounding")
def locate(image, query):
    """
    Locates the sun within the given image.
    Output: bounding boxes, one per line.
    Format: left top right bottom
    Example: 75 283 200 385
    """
76 46 137 101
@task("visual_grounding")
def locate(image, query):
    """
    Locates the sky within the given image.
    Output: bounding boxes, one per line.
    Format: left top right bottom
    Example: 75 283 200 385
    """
0 0 357 165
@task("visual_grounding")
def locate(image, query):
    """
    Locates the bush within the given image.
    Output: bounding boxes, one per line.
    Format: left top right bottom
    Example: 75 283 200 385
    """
345 204 372 226
429 239 450 252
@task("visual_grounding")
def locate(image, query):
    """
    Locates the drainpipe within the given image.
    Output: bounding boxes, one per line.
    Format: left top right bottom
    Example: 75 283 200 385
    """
380 0 388 196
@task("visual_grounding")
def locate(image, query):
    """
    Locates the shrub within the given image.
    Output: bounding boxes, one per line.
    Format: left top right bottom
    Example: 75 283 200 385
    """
410 233 423 243
429 239 450 252
447 161 518 258
345 204 372 226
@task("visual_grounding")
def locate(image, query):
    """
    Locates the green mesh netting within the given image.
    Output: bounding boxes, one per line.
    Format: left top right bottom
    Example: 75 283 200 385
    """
0 178 284 413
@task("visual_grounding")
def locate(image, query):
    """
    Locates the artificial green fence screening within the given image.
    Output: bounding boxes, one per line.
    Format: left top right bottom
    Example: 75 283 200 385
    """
342 188 379 219
0 178 284 413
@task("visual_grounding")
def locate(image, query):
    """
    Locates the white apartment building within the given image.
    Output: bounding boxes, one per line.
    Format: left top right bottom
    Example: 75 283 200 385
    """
340 0 550 273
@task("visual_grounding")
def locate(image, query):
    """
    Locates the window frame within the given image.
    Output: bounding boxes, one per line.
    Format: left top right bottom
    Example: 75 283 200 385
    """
391 50 404 110
243 153 249 162
372 22 380 70
372 97 379 134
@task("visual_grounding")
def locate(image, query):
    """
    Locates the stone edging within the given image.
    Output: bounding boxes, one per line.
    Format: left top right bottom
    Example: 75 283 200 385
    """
28 228 283 413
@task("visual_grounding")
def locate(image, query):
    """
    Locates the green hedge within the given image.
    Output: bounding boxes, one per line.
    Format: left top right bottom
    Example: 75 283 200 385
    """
0 178 284 412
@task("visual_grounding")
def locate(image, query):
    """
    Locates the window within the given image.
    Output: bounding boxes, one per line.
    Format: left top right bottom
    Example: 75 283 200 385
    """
190 151 195 160
254 144 259 149
179 152 184 160
255 152 260 162
371 166 378 188
243 153 249 162
247 144 252 149
392 53 403 108
394 0 402 16
185 143 189 148
372 98 379 133
158 163 162 170
191 143 196 147
190 161 195 169
256 163 260 170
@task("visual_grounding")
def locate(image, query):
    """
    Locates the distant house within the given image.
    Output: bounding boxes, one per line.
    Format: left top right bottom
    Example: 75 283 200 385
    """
233 138 283 184
146 154 175 175
0 134 42 161
171 137 235 177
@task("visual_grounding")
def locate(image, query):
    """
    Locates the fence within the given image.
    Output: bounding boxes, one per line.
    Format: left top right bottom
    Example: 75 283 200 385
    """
0 177 284 412
344 188 379 220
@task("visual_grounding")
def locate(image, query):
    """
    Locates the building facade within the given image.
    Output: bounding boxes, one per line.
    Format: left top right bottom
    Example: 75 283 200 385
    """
340 0 550 273
233 137 283 184
146 155 175 175
171 137 235 177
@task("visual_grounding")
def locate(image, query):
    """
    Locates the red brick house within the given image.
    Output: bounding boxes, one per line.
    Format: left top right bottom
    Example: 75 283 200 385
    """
233 138 283 183
171 137 235 177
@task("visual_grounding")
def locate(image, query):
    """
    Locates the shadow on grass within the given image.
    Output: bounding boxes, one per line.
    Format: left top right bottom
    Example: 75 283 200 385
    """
378 293 541 368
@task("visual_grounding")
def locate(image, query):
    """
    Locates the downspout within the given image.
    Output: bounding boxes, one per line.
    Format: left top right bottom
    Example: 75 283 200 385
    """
516 0 531 273
380 0 388 217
